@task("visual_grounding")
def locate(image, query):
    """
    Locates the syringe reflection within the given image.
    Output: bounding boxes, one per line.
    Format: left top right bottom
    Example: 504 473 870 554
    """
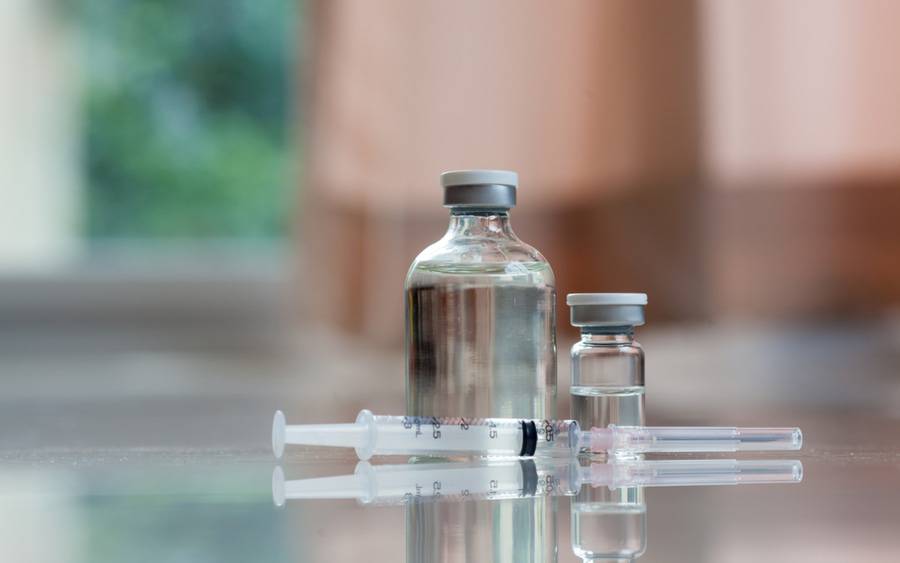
272 457 802 507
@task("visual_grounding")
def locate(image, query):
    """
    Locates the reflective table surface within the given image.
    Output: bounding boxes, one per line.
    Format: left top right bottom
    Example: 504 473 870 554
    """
2 324 900 562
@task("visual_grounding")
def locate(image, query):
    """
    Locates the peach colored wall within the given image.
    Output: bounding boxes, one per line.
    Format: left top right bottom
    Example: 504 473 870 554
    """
300 0 900 341
701 0 900 187
308 0 701 214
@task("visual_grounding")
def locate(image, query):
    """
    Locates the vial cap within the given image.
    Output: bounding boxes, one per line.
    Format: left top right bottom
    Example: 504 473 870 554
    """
567 293 647 328
441 169 517 209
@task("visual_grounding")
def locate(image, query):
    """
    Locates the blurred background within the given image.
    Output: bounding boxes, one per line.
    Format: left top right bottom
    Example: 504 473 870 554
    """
2 1 900 562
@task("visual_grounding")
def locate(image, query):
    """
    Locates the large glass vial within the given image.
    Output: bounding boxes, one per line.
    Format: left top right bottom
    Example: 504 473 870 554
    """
405 170 557 563
405 170 557 421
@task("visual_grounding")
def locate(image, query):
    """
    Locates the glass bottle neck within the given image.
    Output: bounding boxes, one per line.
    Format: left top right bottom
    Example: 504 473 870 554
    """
579 329 635 344
446 210 516 239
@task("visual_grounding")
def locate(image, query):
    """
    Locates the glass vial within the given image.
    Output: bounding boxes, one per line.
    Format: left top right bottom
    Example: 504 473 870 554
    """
568 293 647 432
405 170 557 563
568 293 648 562
405 170 557 420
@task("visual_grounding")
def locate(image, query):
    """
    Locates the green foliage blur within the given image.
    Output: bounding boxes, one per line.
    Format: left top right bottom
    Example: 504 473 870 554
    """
77 0 295 239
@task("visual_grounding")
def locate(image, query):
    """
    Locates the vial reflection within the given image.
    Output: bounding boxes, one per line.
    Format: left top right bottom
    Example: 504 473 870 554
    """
571 484 646 562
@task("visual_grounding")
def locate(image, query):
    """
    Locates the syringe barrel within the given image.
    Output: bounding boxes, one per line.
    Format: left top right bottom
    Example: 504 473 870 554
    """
604 426 803 453
364 413 580 459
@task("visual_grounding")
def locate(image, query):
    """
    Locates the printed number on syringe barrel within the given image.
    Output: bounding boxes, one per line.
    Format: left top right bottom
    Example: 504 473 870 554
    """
390 415 578 457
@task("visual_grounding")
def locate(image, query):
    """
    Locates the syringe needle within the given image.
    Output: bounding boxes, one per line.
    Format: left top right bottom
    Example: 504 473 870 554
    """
586 425 803 454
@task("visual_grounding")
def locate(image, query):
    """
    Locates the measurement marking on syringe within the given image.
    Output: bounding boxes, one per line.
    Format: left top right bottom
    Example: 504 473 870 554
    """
542 420 555 442
431 417 441 439
402 416 498 440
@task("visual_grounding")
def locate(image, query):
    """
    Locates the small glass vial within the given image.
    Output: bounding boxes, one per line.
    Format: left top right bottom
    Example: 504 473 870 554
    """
567 293 647 433
568 293 648 562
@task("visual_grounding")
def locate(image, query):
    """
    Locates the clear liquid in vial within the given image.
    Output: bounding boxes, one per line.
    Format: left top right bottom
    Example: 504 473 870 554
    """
406 261 556 419
570 385 645 431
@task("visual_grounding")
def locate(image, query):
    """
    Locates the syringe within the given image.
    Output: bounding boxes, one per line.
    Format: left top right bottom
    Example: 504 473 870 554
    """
272 457 803 506
272 410 802 460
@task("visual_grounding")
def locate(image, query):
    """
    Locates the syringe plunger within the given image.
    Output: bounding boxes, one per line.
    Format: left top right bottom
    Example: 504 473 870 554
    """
273 410 374 459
